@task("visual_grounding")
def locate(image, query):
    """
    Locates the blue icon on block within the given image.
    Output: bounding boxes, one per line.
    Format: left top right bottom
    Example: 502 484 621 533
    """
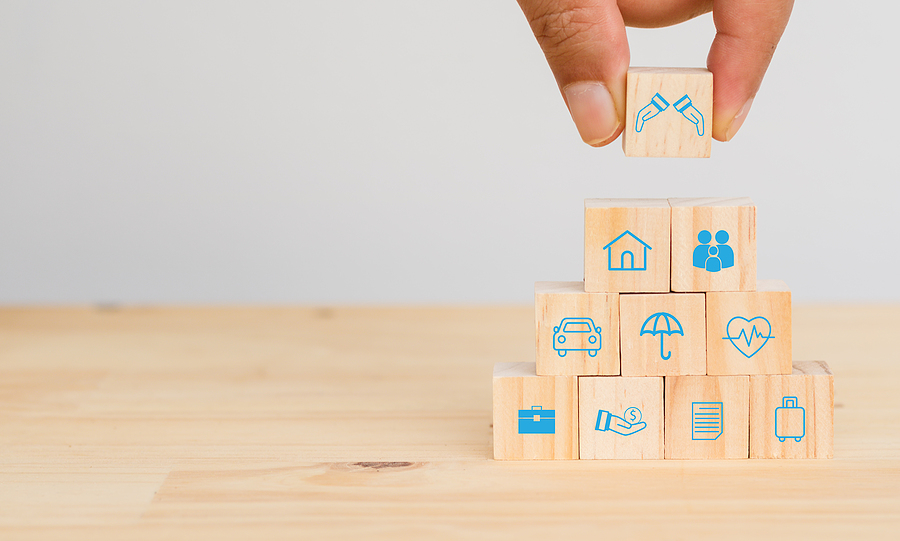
692 402 723 440
636 93 669 132
518 406 555 434
635 93 704 136
673 94 705 136
723 316 774 358
603 230 651 271
553 317 602 357
640 312 683 360
775 397 805 442
693 230 734 272
595 407 646 436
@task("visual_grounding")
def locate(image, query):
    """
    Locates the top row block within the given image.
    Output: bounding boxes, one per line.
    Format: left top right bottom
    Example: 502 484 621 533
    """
585 197 756 293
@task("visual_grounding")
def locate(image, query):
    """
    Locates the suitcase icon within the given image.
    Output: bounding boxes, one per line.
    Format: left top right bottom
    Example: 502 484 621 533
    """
775 396 806 442
518 406 555 434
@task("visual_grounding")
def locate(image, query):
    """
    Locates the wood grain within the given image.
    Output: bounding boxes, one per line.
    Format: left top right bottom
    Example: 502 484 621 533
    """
670 197 757 292
750 361 834 459
707 279 792 375
535 281 619 376
623 67 713 158
578 376 664 459
492 362 578 460
584 198 670 292
665 375 750 459
619 293 707 376
0 306 898 539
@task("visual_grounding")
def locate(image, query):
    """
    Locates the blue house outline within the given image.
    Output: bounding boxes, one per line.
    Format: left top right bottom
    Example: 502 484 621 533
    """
603 230 652 271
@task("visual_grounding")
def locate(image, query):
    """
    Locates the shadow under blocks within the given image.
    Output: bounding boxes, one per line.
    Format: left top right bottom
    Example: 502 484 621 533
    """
492 196 833 460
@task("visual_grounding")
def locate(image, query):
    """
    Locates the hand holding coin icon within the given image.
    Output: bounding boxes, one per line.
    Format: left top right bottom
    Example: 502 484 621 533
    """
596 407 646 436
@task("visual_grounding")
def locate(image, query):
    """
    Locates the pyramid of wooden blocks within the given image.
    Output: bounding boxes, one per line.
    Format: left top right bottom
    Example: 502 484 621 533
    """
492 197 835 460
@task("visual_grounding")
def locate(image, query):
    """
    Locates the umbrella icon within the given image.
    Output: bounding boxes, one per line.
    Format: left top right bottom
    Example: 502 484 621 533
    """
640 312 684 360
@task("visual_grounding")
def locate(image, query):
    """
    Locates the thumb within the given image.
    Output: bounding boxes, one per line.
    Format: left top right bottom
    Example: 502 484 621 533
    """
517 0 630 146
707 0 794 141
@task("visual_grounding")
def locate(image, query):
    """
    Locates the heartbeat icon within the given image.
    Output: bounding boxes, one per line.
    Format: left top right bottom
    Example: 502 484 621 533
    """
723 316 774 358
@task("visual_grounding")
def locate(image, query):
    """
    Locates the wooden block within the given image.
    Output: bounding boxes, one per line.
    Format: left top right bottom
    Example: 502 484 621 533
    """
619 293 706 376
578 376 664 459
623 67 713 158
584 199 671 293
750 361 834 459
492 362 578 460
535 282 619 376
670 197 757 292
707 280 792 375
665 375 750 459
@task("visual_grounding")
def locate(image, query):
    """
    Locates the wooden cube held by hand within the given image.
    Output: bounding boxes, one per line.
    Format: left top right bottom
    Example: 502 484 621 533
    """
623 67 713 158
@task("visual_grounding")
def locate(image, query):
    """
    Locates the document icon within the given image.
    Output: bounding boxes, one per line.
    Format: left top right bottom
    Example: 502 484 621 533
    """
692 402 723 440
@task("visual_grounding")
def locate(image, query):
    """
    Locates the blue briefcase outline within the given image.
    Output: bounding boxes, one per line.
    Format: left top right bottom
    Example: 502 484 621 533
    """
518 405 556 434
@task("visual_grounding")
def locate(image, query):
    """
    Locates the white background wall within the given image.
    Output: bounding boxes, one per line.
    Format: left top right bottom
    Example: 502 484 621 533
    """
1 1 898 304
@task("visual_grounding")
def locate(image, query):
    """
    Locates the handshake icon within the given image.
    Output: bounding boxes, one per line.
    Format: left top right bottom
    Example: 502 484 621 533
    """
636 93 705 136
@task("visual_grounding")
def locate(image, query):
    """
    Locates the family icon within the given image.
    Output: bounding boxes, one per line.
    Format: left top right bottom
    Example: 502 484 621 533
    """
693 230 734 272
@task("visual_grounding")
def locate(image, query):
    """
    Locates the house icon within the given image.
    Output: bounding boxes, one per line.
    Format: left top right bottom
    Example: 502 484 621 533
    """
603 230 652 271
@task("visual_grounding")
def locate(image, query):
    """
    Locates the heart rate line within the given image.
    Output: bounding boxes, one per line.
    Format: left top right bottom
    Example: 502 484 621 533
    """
729 324 774 347
723 316 774 358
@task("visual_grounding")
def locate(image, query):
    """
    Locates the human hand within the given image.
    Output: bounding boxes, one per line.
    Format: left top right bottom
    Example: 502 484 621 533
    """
635 93 669 132
515 0 794 145
595 409 647 436
674 94 704 136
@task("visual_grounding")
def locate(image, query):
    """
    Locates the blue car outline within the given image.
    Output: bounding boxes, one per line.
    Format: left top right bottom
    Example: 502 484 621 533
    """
553 317 602 357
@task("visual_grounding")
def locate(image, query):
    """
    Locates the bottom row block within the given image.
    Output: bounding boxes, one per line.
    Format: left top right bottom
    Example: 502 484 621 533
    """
492 362 578 460
665 375 749 459
579 376 664 459
492 361 833 460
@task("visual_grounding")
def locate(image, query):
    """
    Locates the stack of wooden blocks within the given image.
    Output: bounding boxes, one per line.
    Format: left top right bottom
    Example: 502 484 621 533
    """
493 197 834 460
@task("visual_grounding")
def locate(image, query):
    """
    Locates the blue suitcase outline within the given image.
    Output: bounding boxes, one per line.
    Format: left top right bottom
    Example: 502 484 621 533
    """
775 396 806 442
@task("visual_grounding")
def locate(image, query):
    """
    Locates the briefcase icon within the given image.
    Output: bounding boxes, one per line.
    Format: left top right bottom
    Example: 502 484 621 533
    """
775 396 806 442
518 406 555 434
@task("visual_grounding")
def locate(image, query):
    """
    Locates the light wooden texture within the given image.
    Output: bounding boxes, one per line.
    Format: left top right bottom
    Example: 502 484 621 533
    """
535 281 619 376
670 197 757 292
665 376 751 459
707 279 792 375
492 362 578 460
623 67 713 158
620 293 706 376
579 376 664 459
0 305 899 539
750 361 834 459
584 199 670 293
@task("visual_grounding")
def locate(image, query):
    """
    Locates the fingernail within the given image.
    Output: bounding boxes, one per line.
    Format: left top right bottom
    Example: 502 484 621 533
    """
725 98 754 141
564 82 619 146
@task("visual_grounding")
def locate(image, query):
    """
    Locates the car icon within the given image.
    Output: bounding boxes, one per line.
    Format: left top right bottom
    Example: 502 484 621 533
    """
553 317 602 357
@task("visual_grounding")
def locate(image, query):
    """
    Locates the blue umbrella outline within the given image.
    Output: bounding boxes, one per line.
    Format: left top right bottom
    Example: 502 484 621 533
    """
640 312 684 360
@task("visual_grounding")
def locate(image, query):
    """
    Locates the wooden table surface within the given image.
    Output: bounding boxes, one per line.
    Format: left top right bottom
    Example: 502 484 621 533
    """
1 306 898 539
